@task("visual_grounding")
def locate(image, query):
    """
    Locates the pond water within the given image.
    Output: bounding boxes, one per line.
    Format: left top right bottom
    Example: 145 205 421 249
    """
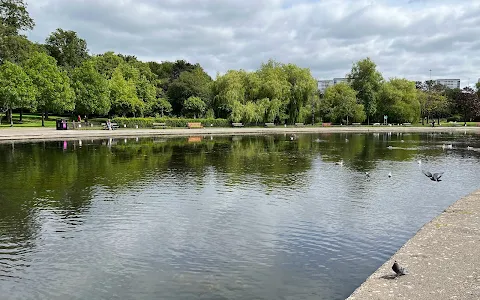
1 132 480 300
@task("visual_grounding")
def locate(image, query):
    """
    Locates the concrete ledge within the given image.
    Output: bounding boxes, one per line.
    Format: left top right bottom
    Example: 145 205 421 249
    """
347 189 480 300
1 126 479 143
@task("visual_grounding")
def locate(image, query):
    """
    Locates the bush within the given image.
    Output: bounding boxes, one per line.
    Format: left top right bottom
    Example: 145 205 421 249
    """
112 117 230 128
446 115 462 122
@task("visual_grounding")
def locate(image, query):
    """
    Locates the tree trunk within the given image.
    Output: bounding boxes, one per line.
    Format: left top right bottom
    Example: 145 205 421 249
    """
367 115 370 125
346 115 349 126
9 108 13 127
41 111 45 127
19 109 23 122
422 115 424 125
437 116 440 125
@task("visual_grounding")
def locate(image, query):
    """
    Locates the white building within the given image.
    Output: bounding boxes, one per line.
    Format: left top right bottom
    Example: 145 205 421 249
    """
317 78 349 93
333 78 348 84
435 79 460 89
317 80 333 93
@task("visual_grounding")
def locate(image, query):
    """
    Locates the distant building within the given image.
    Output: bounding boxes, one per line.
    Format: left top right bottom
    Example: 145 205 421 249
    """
333 78 348 85
317 80 333 93
435 79 460 89
317 77 349 93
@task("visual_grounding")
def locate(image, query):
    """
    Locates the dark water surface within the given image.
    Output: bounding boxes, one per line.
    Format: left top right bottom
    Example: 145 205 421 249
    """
1 132 480 300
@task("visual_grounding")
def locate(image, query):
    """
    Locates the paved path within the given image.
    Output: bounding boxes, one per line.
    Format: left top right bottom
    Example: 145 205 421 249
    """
1 126 479 142
347 189 480 300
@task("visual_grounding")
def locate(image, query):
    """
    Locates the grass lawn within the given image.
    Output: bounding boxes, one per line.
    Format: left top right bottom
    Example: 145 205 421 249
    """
0 113 61 128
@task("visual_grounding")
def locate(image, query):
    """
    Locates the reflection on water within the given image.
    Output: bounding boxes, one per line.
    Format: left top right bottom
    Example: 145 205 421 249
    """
1 132 480 299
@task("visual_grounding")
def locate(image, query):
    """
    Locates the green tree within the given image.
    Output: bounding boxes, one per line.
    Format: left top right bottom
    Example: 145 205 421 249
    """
45 28 89 70
183 96 206 118
23 52 75 126
0 0 34 35
320 82 365 124
148 97 172 117
282 63 318 124
108 66 141 116
347 57 383 124
71 59 110 117
378 78 421 123
454 87 480 125
0 61 35 125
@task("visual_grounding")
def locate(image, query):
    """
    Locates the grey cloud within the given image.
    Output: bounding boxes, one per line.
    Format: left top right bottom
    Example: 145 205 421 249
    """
25 0 478 85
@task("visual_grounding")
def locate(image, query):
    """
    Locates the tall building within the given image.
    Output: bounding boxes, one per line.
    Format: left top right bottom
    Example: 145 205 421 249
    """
317 80 333 93
435 79 460 89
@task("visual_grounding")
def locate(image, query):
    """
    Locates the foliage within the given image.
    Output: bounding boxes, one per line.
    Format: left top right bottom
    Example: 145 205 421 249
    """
347 57 383 124
71 59 110 116
454 87 480 124
0 0 34 35
112 117 229 128
22 51 75 124
320 82 366 124
183 96 206 118
378 78 420 123
0 61 36 124
45 28 89 70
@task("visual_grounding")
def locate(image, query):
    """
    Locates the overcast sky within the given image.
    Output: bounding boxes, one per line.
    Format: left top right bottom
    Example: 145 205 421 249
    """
26 0 479 87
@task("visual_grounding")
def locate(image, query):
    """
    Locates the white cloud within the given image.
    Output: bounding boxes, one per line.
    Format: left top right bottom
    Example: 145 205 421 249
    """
25 0 480 86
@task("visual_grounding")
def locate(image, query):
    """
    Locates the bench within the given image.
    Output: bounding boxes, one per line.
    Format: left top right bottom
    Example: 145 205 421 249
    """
187 122 203 129
295 123 305 127
153 122 167 129
373 123 381 126
102 122 119 130
322 122 332 127
352 123 361 126
265 123 276 127
231 122 244 127
402 123 412 126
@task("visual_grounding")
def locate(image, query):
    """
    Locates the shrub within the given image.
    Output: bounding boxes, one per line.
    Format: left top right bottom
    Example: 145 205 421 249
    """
112 117 230 128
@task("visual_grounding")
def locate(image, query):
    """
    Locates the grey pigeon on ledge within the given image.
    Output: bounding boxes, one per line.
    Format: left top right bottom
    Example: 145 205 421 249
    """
392 261 408 276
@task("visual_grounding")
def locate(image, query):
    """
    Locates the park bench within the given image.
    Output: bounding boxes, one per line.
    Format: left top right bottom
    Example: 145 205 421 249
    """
373 123 381 126
231 122 244 127
187 122 203 129
264 123 276 127
351 123 361 126
295 123 305 127
322 122 332 127
153 122 167 129
102 122 119 130
402 123 412 126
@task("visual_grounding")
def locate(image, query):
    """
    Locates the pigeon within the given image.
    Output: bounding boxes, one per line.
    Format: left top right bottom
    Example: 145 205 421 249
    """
335 160 344 166
417 159 422 165
388 172 392 178
422 170 444 182
365 172 370 177
392 261 408 276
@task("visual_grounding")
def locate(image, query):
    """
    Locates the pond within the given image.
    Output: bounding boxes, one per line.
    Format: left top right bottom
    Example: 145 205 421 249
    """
1 132 480 300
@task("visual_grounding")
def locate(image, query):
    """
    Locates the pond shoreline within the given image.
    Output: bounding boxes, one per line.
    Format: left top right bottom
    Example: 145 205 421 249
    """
1 126 479 143
347 189 480 300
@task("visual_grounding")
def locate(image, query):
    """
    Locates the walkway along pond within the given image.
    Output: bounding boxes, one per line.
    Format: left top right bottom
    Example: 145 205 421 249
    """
347 189 480 300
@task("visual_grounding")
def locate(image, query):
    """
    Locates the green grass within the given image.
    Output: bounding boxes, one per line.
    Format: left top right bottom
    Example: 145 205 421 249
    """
0 113 60 128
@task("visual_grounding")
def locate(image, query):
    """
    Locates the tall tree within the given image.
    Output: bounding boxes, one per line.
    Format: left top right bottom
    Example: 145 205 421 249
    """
23 52 75 126
0 61 35 125
108 66 141 117
45 28 89 70
71 59 110 117
454 87 480 126
320 82 365 124
347 58 383 124
183 96 206 119
0 0 34 35
378 78 421 123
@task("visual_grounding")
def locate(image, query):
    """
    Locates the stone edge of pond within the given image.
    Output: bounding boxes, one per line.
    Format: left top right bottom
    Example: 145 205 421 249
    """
346 189 480 300
1 126 480 143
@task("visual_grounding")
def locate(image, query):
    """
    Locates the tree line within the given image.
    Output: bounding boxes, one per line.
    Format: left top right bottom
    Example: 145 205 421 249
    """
1 0 480 126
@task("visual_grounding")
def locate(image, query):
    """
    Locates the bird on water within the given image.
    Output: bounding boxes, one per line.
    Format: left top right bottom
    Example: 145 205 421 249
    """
422 170 444 182
392 260 408 276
